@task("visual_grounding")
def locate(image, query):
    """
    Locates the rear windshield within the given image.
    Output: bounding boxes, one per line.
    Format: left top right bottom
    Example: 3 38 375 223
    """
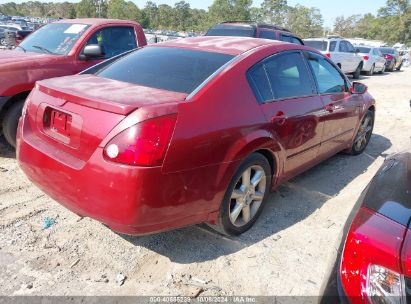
357 47 371 53
380 48 394 54
206 25 256 37
304 40 328 51
96 47 235 94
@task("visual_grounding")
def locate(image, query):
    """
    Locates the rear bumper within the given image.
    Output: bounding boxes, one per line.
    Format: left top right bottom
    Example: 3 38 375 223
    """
17 116 234 235
0 96 10 112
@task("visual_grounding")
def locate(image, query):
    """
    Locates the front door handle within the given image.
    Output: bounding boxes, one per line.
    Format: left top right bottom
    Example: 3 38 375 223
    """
271 111 287 126
325 104 334 113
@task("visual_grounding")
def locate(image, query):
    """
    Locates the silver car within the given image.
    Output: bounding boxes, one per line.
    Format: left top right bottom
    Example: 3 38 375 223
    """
355 45 386 75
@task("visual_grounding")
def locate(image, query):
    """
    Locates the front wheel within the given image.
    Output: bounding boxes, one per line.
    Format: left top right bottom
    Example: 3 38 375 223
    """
209 153 272 236
348 110 374 155
2 100 24 148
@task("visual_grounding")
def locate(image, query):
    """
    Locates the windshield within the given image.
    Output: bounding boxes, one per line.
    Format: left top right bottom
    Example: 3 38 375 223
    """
96 47 235 94
206 25 256 37
357 47 371 53
19 23 90 55
304 40 328 51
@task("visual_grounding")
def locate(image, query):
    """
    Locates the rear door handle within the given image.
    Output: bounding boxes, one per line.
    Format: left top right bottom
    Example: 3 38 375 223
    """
271 111 287 126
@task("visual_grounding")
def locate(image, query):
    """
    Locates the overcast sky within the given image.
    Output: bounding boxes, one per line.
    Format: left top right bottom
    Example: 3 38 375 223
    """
0 0 388 27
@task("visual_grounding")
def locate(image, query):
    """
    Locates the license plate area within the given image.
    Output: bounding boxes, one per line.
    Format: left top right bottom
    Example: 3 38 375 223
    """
43 107 73 144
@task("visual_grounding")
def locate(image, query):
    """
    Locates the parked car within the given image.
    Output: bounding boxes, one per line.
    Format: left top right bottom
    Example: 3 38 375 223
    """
17 36 375 236
332 153 411 303
205 21 304 45
15 29 33 44
304 37 364 79
354 45 386 75
0 18 147 147
379 47 403 71
0 28 6 46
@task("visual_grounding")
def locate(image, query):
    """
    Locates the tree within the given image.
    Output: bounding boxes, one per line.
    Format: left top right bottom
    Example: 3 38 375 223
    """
260 0 289 26
287 5 323 38
174 1 190 30
76 0 107 18
208 0 252 24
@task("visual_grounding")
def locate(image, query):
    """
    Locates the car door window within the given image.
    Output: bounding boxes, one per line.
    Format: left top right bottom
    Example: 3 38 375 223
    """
260 30 277 40
339 41 347 53
85 26 137 59
247 52 315 102
306 52 346 94
280 35 292 43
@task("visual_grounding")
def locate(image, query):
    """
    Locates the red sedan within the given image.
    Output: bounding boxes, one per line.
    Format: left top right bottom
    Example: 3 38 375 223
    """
17 37 375 236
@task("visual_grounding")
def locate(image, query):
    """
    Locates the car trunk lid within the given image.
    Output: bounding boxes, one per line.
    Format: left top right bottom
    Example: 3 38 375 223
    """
24 75 187 165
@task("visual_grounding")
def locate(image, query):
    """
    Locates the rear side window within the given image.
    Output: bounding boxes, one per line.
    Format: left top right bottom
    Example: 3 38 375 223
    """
247 52 314 102
96 47 234 94
206 25 255 37
260 30 277 40
329 41 337 52
307 52 346 94
304 40 328 51
247 64 273 103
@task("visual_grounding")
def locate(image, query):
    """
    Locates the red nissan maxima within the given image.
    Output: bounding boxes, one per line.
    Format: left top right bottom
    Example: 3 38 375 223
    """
16 37 375 236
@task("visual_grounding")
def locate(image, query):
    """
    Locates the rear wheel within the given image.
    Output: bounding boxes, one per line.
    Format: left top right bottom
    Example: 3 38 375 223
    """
366 64 375 76
0 38 6 46
352 63 362 79
209 153 272 236
348 110 374 155
2 100 24 148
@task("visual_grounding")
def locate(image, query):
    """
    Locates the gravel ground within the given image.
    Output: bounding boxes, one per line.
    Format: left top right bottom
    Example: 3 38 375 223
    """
0 68 410 297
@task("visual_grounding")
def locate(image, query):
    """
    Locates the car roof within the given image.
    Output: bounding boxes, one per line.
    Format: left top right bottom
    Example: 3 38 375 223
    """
150 36 293 55
217 21 292 33
54 18 140 26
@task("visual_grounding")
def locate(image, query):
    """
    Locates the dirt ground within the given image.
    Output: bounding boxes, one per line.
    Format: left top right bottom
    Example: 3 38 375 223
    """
0 67 410 297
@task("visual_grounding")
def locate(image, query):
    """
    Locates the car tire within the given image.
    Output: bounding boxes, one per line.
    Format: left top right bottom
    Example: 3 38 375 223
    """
348 110 374 155
2 100 24 148
352 63 362 79
209 153 272 236
366 64 375 76
0 38 6 46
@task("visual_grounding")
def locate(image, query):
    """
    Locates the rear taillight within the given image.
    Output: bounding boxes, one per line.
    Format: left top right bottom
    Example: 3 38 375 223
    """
103 114 177 166
363 56 369 61
325 53 331 58
340 207 406 304
385 55 393 60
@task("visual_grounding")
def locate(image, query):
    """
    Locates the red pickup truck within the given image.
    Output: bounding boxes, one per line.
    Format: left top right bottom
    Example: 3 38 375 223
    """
0 18 147 147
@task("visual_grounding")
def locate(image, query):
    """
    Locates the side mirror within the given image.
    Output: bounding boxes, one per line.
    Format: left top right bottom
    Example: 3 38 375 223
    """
350 82 367 94
81 44 104 60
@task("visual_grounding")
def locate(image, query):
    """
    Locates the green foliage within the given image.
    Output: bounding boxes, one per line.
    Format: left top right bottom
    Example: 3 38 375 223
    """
333 0 411 44
0 0 409 44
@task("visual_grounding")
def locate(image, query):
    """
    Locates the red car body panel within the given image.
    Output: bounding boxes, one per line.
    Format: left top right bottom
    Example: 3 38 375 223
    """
17 37 375 235
0 18 147 99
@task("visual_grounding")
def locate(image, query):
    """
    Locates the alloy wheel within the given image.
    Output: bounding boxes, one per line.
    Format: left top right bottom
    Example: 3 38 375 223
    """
354 115 373 152
229 165 266 227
